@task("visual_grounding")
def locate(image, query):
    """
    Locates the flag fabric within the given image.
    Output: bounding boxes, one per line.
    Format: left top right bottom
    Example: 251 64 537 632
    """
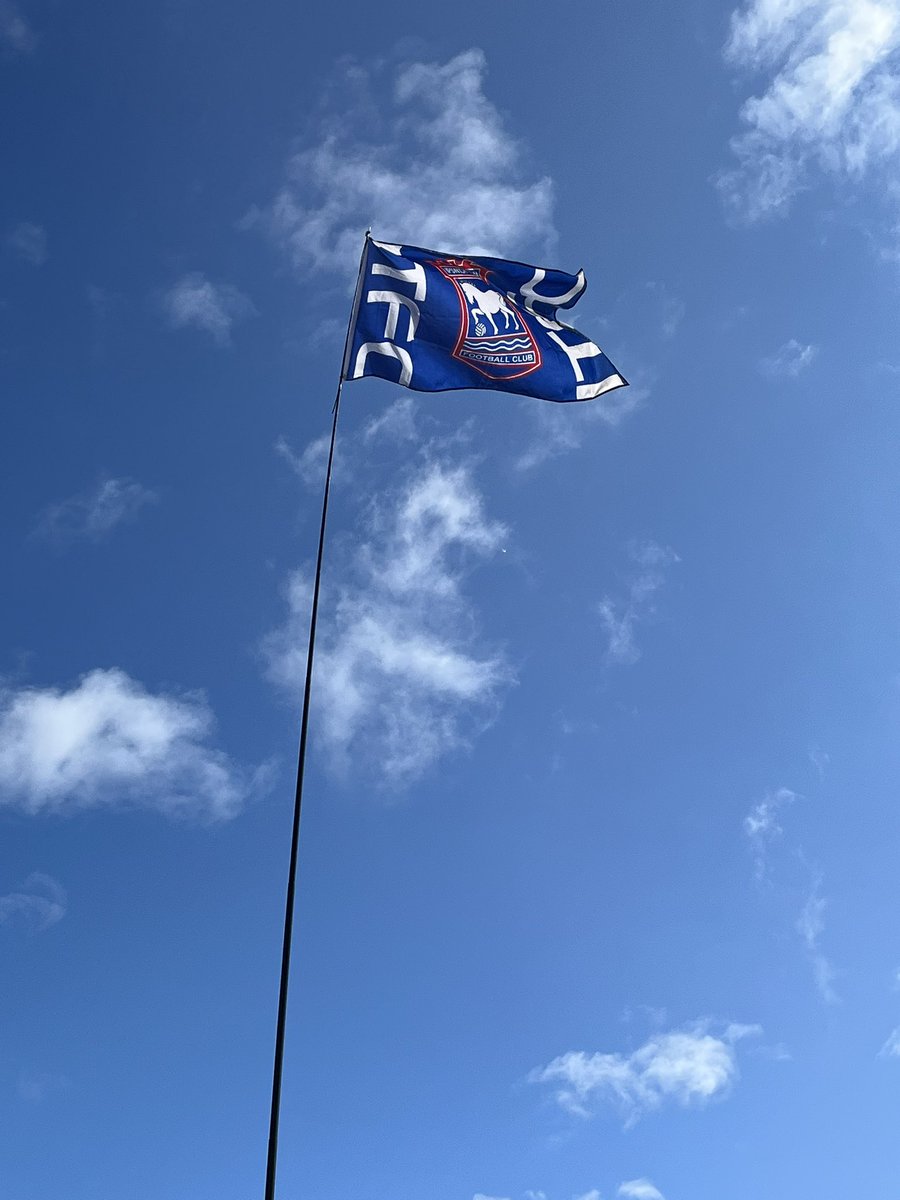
344 238 627 404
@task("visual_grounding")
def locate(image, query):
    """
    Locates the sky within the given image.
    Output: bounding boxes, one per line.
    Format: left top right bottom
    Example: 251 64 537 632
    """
3 2 900 1198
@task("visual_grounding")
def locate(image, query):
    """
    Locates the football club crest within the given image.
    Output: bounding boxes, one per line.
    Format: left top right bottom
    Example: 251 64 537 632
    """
432 258 542 382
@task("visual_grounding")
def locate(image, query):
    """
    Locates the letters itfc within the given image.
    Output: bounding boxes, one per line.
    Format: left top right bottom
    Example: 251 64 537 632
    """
345 239 627 404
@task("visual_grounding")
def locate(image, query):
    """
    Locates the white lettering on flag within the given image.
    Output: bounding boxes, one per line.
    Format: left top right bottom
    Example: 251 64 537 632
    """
372 260 426 302
547 330 604 383
520 268 586 313
366 290 420 341
353 341 413 386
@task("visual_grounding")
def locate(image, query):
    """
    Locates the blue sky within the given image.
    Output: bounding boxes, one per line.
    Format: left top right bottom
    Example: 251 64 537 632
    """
3 2 900 1198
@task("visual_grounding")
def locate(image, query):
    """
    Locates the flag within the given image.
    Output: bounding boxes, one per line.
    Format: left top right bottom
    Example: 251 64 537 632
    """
344 238 627 404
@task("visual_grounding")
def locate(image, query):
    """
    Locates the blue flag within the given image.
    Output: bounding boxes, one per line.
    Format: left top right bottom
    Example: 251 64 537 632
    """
344 238 627 404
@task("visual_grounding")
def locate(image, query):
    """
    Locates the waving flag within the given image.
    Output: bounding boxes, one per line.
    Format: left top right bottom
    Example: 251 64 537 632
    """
344 238 627 404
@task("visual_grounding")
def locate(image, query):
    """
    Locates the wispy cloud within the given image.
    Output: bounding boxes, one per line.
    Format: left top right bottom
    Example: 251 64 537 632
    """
6 221 46 264
246 48 555 275
797 874 839 1004
574 1191 601 1200
528 1021 760 1126
743 783 839 1003
36 476 158 542
514 381 646 472
597 541 679 665
0 669 262 820
618 1182 664 1200
18 1072 69 1104
759 338 818 377
264 456 511 786
880 1027 900 1057
276 397 421 492
362 395 419 443
808 744 830 778
718 0 900 222
163 273 256 345
644 281 685 339
743 786 799 879
0 872 66 932
274 434 330 490
0 2 36 54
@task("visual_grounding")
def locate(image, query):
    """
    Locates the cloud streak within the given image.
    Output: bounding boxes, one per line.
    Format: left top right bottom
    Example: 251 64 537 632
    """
274 434 330 490
529 1021 760 1125
514 382 645 472
6 221 46 264
264 456 511 786
0 2 36 54
163 273 256 345
743 784 839 1002
248 48 555 275
0 669 260 820
0 872 66 932
743 786 799 879
36 476 158 541
759 338 818 377
597 541 679 665
796 874 839 1004
618 1182 665 1200
719 0 900 222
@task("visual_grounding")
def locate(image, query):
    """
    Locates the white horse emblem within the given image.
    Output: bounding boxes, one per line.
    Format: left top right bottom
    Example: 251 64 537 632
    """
460 282 517 335
432 256 541 380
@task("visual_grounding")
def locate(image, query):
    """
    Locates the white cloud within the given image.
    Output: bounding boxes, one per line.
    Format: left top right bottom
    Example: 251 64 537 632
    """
642 281 685 339
0 2 36 54
808 744 830 777
743 786 838 1003
0 669 259 820
363 395 419 443
618 1182 664 1200
18 1071 69 1103
36 476 158 541
474 1194 511 1200
276 397 419 492
719 0 900 221
274 434 331 490
247 48 555 275
0 872 66 931
796 875 840 1003
744 786 799 879
6 221 46 264
514 381 646 472
264 458 511 786
880 1027 900 1056
575 1191 602 1200
759 338 818 377
661 299 685 338
529 1021 759 1125
597 541 679 665
163 273 256 345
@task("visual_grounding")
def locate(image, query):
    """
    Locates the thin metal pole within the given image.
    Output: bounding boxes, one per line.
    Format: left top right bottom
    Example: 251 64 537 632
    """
263 232 370 1200
263 382 341 1200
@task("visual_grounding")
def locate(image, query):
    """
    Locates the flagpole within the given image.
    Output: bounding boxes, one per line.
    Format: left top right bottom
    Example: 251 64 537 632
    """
263 230 370 1200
